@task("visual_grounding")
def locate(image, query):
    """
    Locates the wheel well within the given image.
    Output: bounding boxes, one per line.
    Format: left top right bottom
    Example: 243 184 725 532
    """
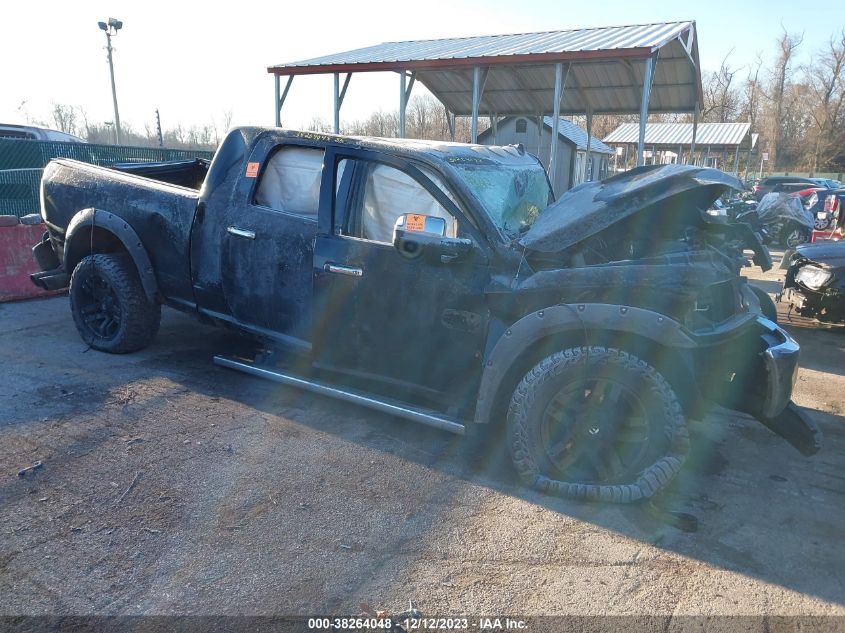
65 226 128 274
483 328 700 429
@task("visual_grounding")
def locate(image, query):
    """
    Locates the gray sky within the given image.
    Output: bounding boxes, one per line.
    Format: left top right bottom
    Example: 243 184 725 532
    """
2 0 844 135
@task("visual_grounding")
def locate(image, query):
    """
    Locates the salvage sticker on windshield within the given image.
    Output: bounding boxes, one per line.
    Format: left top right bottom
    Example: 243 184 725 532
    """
406 214 427 232
245 162 260 178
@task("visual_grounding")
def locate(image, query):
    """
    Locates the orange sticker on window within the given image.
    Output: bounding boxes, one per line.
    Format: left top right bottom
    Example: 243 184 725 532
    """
406 214 427 232
245 162 260 178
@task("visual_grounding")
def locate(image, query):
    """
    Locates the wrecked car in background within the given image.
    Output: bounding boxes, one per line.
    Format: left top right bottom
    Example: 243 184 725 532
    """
30 127 821 503
781 241 845 324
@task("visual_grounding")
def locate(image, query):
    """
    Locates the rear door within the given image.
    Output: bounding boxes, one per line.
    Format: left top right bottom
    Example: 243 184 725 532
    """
220 142 324 347
312 150 491 403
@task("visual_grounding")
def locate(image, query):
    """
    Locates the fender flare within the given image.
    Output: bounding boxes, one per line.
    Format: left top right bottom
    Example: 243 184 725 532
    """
64 208 158 302
473 303 697 425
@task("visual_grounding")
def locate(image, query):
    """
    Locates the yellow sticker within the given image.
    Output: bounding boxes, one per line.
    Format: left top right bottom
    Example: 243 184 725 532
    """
245 162 260 178
406 214 426 232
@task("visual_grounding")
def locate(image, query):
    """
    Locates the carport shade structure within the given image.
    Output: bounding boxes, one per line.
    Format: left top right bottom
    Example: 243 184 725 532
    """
602 122 755 175
267 21 704 174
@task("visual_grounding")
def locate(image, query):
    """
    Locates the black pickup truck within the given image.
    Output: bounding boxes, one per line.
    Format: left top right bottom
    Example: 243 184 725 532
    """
31 127 820 502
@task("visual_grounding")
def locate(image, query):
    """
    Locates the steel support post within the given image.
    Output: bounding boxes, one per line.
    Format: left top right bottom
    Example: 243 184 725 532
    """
399 71 407 138
548 63 566 179
445 106 455 141
274 75 281 127
637 55 657 166
275 76 294 127
690 101 699 164
333 73 340 133
470 67 488 143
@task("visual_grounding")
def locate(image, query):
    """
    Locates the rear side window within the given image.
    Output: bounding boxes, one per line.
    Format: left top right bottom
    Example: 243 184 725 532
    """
254 146 324 218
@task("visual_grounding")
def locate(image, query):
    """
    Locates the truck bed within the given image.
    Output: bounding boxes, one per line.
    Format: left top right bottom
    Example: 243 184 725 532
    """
40 159 200 304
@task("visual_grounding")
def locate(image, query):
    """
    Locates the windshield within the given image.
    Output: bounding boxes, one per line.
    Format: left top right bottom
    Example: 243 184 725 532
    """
449 158 552 237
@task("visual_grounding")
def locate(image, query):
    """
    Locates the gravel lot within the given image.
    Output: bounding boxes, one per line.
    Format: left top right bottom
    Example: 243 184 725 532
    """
1 250 844 618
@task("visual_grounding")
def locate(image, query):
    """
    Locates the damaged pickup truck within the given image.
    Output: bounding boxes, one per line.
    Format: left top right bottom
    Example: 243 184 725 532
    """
31 127 821 502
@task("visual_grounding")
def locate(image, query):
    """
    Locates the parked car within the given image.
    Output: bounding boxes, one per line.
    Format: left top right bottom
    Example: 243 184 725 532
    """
804 187 843 230
29 127 820 502
735 192 814 247
753 176 821 200
810 177 841 189
0 123 86 143
781 242 845 323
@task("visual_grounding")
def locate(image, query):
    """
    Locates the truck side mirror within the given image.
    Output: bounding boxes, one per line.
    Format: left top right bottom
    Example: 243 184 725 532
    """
392 214 472 262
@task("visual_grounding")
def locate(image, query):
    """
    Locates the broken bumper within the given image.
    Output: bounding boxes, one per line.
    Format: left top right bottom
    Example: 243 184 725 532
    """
756 316 799 419
697 315 821 456
750 316 821 455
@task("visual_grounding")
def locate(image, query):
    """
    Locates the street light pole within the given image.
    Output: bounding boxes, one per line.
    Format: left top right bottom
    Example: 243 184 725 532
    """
98 18 123 145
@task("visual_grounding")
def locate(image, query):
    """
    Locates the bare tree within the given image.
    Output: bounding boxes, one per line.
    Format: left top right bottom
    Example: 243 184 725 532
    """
702 52 741 122
51 103 79 136
762 29 803 168
805 31 845 171
306 117 332 133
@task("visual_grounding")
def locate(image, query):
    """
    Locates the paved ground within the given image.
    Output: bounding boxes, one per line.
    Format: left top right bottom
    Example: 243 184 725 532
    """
1 251 844 617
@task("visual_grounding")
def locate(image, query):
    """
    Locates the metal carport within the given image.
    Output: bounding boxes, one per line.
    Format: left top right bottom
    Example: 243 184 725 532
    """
603 122 756 175
267 21 703 177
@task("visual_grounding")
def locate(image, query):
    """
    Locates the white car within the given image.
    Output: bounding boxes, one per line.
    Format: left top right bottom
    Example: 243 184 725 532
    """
0 123 86 143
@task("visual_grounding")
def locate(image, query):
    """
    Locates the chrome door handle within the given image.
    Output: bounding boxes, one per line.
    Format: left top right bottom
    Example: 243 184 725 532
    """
227 226 256 240
324 262 363 277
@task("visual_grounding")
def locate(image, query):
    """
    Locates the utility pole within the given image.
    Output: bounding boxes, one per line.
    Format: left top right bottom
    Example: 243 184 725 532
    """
155 109 164 147
98 18 124 145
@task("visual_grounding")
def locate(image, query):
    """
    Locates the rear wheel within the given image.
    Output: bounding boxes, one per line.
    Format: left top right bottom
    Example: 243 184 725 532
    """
507 347 689 503
814 214 831 231
782 224 811 248
69 253 161 353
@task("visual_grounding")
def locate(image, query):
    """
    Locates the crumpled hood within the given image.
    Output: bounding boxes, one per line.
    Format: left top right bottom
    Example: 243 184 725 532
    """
794 241 845 268
519 164 744 253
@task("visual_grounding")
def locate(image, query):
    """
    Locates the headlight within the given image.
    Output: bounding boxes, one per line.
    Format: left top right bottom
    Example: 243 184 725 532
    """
795 266 832 290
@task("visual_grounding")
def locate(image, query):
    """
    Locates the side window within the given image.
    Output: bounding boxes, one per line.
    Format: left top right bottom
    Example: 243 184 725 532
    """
337 162 458 245
254 146 324 218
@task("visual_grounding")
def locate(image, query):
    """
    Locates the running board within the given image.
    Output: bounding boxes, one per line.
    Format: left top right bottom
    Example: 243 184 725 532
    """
213 355 466 435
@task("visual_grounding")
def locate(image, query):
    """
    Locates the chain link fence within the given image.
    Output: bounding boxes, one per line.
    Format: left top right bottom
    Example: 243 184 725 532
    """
0 139 214 217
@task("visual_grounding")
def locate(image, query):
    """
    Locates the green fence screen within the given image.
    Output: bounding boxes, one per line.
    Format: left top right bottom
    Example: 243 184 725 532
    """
0 139 214 217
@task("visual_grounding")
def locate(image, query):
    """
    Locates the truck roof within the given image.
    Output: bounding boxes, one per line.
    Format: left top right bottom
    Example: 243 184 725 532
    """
238 126 539 167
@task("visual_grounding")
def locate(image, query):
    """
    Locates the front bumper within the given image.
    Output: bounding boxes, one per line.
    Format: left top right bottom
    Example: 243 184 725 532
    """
756 316 799 419
750 317 821 455
696 315 821 455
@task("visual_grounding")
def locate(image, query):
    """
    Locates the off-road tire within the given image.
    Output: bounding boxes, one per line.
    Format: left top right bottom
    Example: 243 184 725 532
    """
507 347 689 503
69 253 161 353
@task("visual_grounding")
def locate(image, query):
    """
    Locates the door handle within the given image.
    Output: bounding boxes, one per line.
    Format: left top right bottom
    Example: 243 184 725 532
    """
227 226 256 240
324 262 363 277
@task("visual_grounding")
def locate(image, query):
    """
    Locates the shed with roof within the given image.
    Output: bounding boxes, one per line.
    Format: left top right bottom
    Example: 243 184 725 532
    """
478 117 613 193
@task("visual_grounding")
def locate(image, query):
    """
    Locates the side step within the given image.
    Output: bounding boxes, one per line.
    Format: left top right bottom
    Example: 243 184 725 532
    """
213 355 466 435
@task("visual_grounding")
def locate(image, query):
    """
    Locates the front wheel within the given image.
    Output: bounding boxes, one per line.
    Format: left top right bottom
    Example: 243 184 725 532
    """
69 253 161 353
507 347 689 503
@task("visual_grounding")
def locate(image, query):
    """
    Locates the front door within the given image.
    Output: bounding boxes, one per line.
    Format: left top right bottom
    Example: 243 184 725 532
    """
221 144 324 346
312 152 490 405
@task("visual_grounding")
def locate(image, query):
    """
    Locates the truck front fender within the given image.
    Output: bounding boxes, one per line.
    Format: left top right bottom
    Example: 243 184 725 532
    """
64 208 158 302
473 303 697 425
